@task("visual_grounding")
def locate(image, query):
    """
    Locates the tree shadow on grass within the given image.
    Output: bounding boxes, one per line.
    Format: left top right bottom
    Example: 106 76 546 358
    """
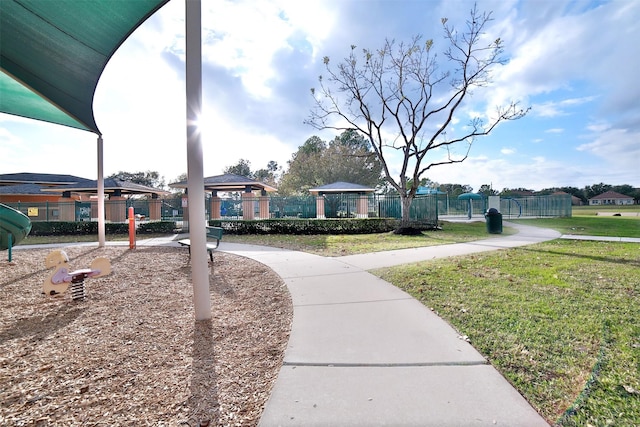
187 319 220 426
517 245 640 268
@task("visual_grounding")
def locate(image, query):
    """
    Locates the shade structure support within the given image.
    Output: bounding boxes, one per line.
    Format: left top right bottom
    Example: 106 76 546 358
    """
97 135 106 247
185 0 211 321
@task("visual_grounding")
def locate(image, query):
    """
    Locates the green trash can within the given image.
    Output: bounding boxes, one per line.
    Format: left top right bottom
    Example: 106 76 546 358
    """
485 208 502 234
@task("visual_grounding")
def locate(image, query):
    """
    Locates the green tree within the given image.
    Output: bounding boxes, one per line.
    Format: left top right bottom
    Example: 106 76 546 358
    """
499 188 535 197
306 6 528 232
611 184 635 197
477 184 498 196
556 186 586 204
108 170 165 189
253 161 281 187
224 159 253 178
583 183 612 200
279 131 383 195
439 183 473 198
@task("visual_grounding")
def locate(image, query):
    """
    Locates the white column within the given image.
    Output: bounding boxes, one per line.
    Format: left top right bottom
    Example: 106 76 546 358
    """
186 0 211 321
97 135 105 247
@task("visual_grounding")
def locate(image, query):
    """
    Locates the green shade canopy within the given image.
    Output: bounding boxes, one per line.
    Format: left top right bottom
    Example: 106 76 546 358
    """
457 193 483 200
0 0 170 134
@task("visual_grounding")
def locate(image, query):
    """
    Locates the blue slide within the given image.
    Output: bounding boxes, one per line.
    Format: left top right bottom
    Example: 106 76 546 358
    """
0 203 32 250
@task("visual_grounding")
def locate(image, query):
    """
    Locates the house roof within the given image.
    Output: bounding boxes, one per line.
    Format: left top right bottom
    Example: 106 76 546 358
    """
169 174 277 193
308 182 375 195
0 172 91 186
590 190 633 200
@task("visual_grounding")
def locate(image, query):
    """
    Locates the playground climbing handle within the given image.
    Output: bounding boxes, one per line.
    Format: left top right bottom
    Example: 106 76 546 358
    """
0 203 32 250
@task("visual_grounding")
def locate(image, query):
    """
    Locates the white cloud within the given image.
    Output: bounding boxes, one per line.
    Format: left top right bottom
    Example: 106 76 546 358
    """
577 127 640 171
532 96 597 118
501 148 516 155
586 122 610 133
545 128 564 134
425 154 602 192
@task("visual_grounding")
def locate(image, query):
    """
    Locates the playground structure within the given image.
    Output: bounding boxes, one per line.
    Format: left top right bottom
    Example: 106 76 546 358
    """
43 249 111 300
0 203 32 261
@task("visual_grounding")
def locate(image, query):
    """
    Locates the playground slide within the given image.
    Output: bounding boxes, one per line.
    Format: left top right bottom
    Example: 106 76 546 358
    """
0 203 32 250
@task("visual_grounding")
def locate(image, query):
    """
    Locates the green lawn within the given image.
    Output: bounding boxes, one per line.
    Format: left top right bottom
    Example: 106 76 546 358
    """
374 239 640 425
221 220 516 256
510 216 640 238
572 205 640 216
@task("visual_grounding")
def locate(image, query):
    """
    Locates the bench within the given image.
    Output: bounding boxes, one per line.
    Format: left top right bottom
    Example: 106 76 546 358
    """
178 226 224 263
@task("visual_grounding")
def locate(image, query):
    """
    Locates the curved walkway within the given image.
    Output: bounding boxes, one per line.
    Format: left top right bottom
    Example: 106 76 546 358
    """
218 222 560 427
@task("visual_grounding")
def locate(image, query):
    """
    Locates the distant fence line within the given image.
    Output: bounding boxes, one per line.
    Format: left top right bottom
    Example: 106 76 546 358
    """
3 194 571 223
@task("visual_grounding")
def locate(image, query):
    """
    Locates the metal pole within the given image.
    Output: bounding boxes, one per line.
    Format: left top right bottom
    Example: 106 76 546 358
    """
186 0 211 320
97 135 106 247
128 206 136 249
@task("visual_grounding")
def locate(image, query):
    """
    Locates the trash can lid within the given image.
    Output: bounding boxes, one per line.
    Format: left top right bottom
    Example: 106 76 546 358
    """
487 207 499 214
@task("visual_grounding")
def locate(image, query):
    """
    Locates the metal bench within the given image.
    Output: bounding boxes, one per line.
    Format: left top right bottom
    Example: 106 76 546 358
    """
177 226 223 263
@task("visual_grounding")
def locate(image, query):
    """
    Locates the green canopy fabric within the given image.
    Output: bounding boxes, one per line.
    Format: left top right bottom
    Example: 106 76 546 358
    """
0 0 169 134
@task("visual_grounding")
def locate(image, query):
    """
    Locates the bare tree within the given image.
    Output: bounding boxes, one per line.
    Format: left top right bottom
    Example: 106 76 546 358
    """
306 6 528 231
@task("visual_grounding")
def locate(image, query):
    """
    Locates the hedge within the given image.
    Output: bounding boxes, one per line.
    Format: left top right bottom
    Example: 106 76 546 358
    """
208 218 429 235
29 221 176 236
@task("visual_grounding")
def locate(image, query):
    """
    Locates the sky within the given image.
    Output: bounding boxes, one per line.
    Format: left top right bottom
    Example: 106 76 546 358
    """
1 0 639 192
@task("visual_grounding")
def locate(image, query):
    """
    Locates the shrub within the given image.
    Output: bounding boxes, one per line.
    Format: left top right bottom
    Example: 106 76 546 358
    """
137 221 176 234
28 221 174 235
208 218 407 235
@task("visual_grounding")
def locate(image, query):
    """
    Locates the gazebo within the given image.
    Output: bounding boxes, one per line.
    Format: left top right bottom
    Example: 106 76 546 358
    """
170 174 277 221
308 181 375 219
46 178 169 222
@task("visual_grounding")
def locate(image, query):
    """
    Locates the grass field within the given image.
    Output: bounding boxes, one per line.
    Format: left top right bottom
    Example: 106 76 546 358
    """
220 221 517 256
572 205 640 216
509 215 640 238
375 239 640 426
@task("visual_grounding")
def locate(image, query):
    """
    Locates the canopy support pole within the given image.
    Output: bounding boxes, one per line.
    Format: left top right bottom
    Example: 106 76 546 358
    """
97 135 106 247
186 0 211 321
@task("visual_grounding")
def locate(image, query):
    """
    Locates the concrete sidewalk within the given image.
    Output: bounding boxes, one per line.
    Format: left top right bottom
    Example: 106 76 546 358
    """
219 222 558 426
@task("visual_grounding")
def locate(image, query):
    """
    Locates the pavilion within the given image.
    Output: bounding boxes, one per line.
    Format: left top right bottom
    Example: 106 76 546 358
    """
170 173 277 221
46 178 169 222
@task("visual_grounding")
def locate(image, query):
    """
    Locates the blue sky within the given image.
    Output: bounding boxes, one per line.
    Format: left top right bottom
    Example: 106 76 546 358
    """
1 0 638 192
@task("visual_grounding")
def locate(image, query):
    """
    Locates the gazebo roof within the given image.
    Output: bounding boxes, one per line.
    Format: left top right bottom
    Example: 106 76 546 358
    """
169 174 277 193
308 181 375 195
0 183 46 195
45 178 168 196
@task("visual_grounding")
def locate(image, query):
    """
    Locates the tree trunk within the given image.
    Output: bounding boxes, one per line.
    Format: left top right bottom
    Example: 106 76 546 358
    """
394 194 422 235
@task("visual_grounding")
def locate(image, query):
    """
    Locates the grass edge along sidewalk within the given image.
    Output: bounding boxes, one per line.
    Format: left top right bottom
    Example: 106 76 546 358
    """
374 238 640 426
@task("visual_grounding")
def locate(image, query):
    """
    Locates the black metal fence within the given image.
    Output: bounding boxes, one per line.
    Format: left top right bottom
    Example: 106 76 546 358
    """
3 194 571 223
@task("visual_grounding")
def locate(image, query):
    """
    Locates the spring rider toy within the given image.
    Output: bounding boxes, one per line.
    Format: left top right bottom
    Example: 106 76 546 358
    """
43 250 111 300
